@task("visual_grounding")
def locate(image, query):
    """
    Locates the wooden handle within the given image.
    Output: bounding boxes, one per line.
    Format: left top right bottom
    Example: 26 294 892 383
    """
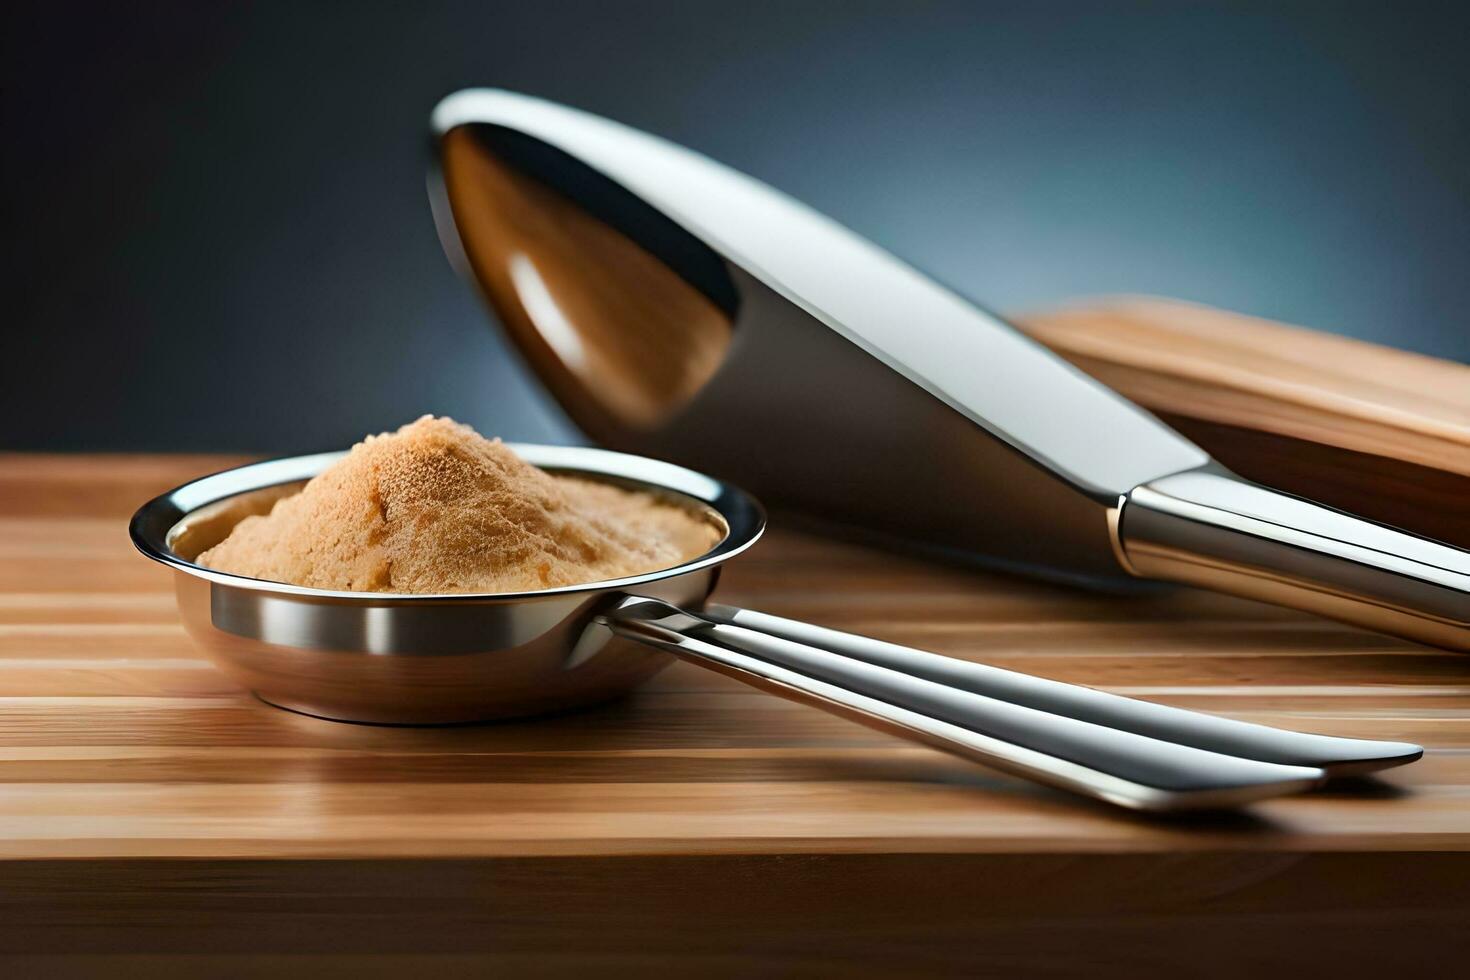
1014 297 1470 548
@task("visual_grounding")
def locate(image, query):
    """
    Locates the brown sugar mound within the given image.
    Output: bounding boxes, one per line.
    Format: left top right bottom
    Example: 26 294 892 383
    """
197 416 721 594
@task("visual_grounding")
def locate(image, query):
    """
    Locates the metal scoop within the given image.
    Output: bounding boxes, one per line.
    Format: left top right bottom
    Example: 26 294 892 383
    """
428 89 1470 652
131 447 1420 812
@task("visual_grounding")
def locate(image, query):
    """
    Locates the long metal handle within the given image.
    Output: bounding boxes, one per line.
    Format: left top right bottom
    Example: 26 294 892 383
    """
704 605 1421 776
1120 468 1470 652
603 597 1323 811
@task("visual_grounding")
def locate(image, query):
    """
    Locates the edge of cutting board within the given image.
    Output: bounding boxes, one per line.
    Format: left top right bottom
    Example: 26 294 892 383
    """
1016 296 1470 547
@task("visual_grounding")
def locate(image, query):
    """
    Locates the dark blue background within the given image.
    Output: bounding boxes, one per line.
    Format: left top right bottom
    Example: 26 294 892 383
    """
4 1 1466 452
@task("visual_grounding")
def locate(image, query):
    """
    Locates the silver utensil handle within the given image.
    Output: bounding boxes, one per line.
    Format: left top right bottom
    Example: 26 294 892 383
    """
704 605 1421 775
603 597 1322 811
1120 468 1470 652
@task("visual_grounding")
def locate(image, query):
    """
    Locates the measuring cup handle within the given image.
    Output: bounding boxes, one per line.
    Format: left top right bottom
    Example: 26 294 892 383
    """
702 605 1421 776
601 597 1322 811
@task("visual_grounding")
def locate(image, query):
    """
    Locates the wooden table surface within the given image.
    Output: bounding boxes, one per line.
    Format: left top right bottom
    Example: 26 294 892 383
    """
3 454 1468 976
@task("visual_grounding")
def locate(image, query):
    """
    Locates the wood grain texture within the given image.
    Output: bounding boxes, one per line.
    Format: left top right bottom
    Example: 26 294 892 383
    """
1018 297 1470 546
2 448 1469 974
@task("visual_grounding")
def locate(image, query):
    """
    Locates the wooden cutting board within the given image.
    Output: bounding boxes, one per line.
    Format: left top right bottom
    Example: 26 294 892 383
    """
2 303 1468 977
1018 297 1470 547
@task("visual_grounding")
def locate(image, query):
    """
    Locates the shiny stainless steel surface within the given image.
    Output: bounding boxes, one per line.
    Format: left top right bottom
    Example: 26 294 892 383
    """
610 597 1323 811
133 449 1419 811
428 88 1470 648
1121 468 1470 652
432 89 1208 499
703 605 1423 775
131 446 755 724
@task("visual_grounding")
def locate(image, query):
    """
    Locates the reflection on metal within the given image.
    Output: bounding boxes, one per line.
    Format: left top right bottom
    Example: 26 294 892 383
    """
438 127 732 429
508 254 588 371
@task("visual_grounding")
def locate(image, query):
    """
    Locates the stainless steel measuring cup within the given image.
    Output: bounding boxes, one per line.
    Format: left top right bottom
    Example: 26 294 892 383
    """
131 445 1420 811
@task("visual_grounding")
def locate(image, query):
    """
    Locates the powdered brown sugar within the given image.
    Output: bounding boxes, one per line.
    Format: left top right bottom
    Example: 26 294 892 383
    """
197 416 721 593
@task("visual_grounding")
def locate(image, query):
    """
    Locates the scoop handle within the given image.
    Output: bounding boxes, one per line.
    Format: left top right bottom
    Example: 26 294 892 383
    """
703 605 1420 775
602 597 1322 811
1120 468 1470 652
